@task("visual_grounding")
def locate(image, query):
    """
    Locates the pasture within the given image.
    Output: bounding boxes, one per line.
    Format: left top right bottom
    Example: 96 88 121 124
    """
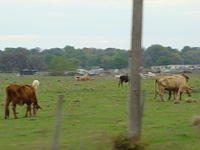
0 73 200 150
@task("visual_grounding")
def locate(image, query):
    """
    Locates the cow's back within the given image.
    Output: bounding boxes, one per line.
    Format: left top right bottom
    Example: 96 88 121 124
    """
158 75 187 89
6 84 22 103
6 84 37 104
19 85 37 103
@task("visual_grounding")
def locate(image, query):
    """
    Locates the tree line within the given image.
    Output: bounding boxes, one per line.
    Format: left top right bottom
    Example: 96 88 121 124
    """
0 45 200 73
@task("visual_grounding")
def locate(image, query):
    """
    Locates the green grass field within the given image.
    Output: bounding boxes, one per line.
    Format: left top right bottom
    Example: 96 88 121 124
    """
0 73 200 150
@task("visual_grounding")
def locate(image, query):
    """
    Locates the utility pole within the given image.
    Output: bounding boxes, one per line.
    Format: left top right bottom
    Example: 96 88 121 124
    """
128 0 143 142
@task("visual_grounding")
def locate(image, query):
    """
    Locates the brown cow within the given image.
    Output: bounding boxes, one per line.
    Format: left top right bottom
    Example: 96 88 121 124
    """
5 84 42 119
155 74 192 101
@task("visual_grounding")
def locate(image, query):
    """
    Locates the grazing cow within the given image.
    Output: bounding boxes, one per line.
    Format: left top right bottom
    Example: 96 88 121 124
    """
75 75 93 81
118 75 129 87
5 84 42 119
154 75 174 100
160 85 192 101
155 74 192 101
32 80 40 92
154 74 187 100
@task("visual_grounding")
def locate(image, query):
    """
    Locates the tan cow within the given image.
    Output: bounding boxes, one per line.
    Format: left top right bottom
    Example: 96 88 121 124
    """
75 75 94 81
155 74 192 101
154 75 182 99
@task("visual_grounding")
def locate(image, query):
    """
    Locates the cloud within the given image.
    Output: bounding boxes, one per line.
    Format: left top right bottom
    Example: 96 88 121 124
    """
0 0 131 9
0 34 128 49
145 0 200 9
0 35 38 41
145 0 184 5
181 10 200 16
0 34 126 42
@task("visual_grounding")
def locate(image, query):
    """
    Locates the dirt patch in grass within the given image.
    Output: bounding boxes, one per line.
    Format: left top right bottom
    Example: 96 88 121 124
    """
191 115 200 127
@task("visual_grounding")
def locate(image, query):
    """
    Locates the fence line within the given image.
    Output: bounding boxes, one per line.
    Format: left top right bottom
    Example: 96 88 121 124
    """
50 95 65 150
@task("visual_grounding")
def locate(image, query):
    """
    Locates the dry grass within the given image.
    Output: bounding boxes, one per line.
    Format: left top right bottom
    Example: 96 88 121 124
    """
185 98 198 103
174 101 180 104
112 134 148 150
191 116 200 126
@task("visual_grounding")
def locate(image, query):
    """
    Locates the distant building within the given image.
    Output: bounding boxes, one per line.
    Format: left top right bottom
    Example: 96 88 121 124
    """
75 68 105 76
151 64 200 73
76 69 89 75
20 69 37 75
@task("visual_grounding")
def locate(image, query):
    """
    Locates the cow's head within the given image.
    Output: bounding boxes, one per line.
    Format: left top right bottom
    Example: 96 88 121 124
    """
182 86 192 97
33 105 42 115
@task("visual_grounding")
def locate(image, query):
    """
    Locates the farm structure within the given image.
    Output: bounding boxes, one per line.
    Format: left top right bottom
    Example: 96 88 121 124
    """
151 64 200 73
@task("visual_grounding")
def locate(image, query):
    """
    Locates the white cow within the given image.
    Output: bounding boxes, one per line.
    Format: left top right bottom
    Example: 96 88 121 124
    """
114 74 121 80
145 72 156 78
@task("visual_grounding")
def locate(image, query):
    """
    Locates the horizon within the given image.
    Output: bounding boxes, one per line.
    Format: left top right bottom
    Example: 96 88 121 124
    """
0 44 198 51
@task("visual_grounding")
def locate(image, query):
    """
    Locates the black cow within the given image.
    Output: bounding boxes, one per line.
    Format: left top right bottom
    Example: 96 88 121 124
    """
118 75 129 87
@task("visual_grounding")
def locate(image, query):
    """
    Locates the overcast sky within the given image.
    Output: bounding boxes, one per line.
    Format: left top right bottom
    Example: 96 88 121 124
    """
0 0 199 50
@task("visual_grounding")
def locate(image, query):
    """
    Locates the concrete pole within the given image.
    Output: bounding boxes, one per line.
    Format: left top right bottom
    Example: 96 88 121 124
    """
128 0 143 142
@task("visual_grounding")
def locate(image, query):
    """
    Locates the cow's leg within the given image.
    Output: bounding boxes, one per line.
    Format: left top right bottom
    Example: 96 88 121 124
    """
12 104 18 119
25 107 28 118
179 92 183 101
33 104 37 116
33 105 36 116
154 82 162 100
158 87 165 102
168 91 172 100
154 90 159 99
118 80 122 87
177 87 183 100
173 91 177 100
25 104 31 117
4 100 10 119
29 104 32 117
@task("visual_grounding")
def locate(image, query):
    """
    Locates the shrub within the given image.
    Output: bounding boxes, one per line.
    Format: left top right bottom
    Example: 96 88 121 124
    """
112 134 148 150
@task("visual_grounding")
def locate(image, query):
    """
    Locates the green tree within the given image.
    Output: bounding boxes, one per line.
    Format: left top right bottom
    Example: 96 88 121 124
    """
48 56 78 75
144 44 183 67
